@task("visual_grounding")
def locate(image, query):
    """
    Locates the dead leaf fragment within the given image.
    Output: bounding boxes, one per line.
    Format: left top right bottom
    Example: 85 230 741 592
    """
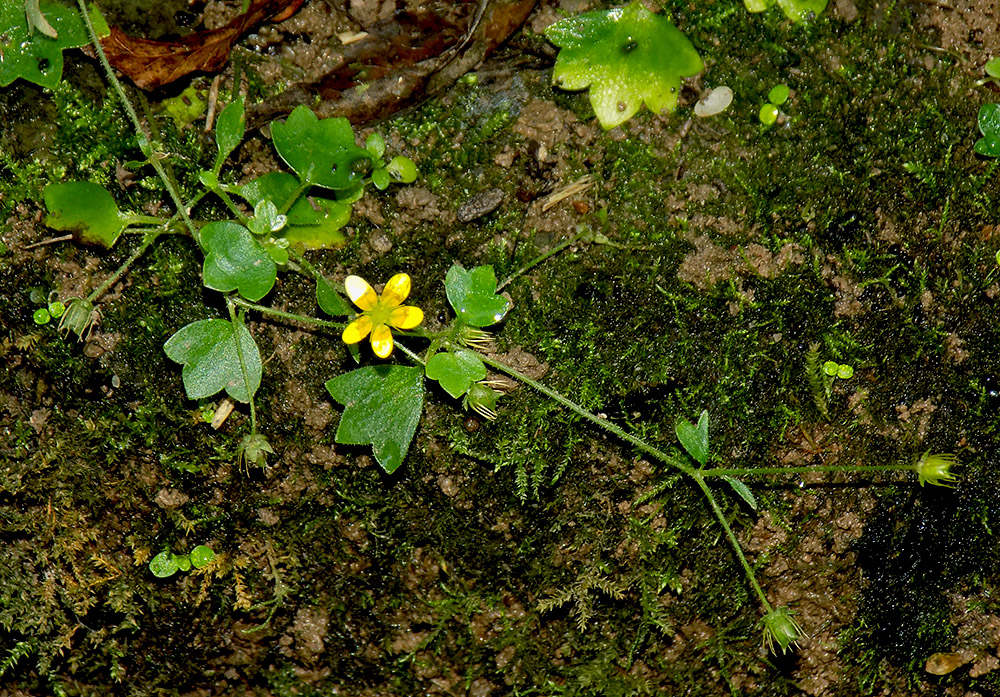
97 0 304 90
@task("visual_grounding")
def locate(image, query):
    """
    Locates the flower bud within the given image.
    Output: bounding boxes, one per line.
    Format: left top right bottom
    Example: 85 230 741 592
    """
58 298 99 341
915 451 959 488
463 382 499 420
761 606 804 654
237 433 274 470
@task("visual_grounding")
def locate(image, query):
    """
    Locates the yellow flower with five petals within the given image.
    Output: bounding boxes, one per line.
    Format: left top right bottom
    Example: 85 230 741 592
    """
342 273 423 358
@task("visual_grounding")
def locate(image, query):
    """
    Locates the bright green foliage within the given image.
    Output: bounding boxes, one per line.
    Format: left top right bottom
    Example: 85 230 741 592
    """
271 106 372 191
235 172 352 250
316 274 351 316
0 0 94 89
425 349 487 399
975 103 1000 157
199 222 277 302
444 264 510 327
759 103 779 126
149 545 216 579
744 0 827 22
544 1 703 129
164 318 262 403
43 181 128 247
675 410 709 465
768 84 790 105
213 97 246 172
326 365 425 474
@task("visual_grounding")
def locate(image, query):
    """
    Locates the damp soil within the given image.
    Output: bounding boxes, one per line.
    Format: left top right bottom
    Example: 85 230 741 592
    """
4 1 1000 695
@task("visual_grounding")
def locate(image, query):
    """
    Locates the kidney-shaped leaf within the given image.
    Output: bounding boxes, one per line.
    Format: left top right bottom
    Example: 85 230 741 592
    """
199 221 277 301
164 318 262 403
425 349 487 399
271 106 372 191
445 264 510 327
43 181 127 247
545 1 703 130
326 365 424 474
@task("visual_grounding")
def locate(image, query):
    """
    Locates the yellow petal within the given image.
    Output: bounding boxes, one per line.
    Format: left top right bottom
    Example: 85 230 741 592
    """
342 315 373 344
389 305 423 330
381 273 411 307
370 324 394 358
345 275 377 311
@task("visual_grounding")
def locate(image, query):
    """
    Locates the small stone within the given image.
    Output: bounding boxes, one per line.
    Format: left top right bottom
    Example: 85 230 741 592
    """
458 189 504 222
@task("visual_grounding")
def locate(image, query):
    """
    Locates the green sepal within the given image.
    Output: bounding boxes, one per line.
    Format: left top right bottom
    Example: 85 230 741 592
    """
425 349 487 399
544 1 702 130
675 409 709 465
43 181 128 247
199 221 277 301
164 318 262 403
326 365 424 474
270 106 372 191
444 264 510 327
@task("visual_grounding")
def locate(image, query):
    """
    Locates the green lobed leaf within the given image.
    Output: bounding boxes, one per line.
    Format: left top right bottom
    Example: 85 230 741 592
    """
43 181 127 247
236 172 350 250
214 97 246 171
199 221 277 301
0 1 90 89
326 365 424 474
316 275 351 316
675 410 709 465
164 318 262 403
544 1 703 130
425 350 487 399
744 0 828 22
149 550 179 578
444 264 510 327
270 106 372 191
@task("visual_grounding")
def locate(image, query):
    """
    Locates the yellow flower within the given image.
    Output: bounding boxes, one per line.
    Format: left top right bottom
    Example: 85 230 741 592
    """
342 273 423 358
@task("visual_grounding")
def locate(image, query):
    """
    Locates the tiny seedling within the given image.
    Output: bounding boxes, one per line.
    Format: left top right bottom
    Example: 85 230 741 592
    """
544 1 703 130
743 0 828 22
975 103 1000 157
149 545 216 578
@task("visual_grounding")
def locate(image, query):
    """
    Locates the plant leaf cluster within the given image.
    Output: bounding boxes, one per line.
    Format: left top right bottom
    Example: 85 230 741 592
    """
326 264 510 473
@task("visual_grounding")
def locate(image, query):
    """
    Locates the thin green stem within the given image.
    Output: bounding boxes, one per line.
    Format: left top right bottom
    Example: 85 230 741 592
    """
212 186 250 226
77 0 197 238
691 472 773 613
393 340 426 366
700 463 917 478
85 232 159 303
474 350 692 476
226 299 257 434
497 231 585 292
230 296 344 330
